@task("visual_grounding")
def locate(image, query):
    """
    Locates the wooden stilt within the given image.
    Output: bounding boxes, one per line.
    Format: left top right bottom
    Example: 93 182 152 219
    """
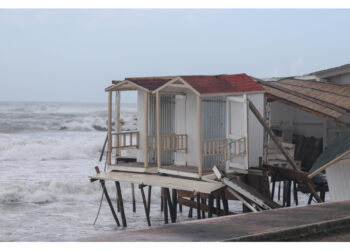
196 193 201 220
179 204 183 213
147 185 152 213
188 197 194 218
161 192 164 212
165 188 176 223
162 188 168 224
95 167 120 226
172 189 178 222
271 176 276 200
208 194 213 218
308 194 314 205
131 183 136 213
201 198 206 218
221 190 229 215
286 181 291 207
320 190 325 202
116 185 120 212
115 181 127 227
139 185 151 227
293 181 298 205
278 181 281 201
216 193 221 216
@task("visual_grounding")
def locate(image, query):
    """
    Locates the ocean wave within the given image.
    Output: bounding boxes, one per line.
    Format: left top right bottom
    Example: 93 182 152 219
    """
0 133 103 161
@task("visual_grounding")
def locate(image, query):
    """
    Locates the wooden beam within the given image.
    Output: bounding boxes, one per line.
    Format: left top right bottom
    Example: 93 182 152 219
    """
156 92 161 168
226 188 257 212
197 95 202 176
139 185 151 226
115 181 127 227
107 91 112 166
144 92 149 168
115 91 121 162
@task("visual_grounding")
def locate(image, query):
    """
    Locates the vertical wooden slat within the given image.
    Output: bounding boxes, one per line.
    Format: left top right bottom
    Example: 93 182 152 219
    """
156 92 161 168
107 91 112 166
115 91 121 160
197 95 202 177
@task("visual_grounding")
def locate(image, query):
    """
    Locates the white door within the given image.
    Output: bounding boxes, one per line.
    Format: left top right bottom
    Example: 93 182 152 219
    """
226 94 249 170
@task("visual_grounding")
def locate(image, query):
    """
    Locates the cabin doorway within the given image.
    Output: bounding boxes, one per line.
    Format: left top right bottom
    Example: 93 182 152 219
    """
226 95 249 170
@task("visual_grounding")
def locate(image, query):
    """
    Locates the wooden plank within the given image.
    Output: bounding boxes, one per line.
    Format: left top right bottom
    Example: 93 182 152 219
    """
139 185 151 226
107 91 112 165
90 171 224 194
156 92 161 168
115 181 127 227
226 188 257 212
197 95 202 176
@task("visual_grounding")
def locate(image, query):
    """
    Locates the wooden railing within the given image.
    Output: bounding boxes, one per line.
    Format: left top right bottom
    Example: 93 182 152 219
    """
202 137 247 161
112 131 139 149
149 133 188 152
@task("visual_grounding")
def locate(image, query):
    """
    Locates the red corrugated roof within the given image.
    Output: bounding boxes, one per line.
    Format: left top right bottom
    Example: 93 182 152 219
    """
124 74 264 94
181 74 264 94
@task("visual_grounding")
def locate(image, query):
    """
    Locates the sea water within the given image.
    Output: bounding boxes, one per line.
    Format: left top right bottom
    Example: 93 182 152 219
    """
0 102 320 241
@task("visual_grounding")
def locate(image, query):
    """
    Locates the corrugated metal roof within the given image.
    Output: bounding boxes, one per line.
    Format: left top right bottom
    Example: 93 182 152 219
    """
181 73 264 94
310 130 350 173
261 78 350 125
311 64 350 76
121 73 264 94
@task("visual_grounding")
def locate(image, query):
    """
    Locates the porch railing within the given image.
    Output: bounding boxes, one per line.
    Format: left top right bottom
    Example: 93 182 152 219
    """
148 133 188 152
202 137 247 161
112 131 139 149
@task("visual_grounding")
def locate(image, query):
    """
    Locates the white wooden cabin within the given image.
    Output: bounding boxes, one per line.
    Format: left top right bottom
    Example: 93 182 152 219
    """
104 74 265 179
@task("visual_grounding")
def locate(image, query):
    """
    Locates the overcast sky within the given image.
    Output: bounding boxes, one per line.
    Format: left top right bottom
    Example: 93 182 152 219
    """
1 9 350 103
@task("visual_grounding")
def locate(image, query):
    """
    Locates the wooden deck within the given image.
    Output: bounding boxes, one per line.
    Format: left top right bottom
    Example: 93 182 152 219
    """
81 200 350 242
109 162 214 178
90 171 224 194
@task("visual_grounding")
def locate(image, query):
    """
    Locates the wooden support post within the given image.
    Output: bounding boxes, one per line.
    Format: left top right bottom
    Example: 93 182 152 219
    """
179 204 183 213
156 92 161 168
148 185 152 213
172 189 178 222
221 190 229 215
131 183 136 213
248 99 323 203
115 181 127 227
201 198 206 218
95 167 120 226
162 188 168 224
144 92 149 168
139 185 151 227
188 197 194 218
293 181 298 205
165 189 175 223
107 91 112 166
196 193 201 219
115 91 121 162
271 176 276 200
216 193 221 216
278 181 281 201
116 186 120 212
197 95 202 177
308 194 314 205
208 194 214 218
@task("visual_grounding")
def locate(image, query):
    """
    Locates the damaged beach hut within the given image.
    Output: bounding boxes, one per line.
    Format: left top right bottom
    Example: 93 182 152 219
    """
90 73 287 227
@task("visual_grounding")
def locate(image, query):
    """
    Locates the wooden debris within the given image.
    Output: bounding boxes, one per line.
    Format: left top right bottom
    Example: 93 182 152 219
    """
115 181 127 227
139 185 151 226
